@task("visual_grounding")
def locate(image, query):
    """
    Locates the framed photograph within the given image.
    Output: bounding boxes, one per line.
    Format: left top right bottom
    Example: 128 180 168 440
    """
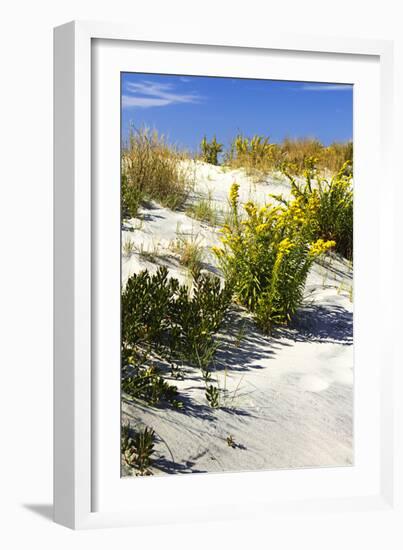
54 21 395 529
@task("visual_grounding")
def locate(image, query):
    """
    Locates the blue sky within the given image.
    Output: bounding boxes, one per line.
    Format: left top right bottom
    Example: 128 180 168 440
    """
121 73 353 152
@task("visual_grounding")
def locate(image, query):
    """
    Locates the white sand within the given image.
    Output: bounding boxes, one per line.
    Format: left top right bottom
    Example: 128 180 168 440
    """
121 162 353 475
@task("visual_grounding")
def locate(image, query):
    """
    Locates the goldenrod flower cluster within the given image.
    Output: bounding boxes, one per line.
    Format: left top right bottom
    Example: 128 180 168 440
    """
211 158 352 331
229 182 240 209
278 237 294 254
244 201 257 217
255 223 269 234
309 238 336 256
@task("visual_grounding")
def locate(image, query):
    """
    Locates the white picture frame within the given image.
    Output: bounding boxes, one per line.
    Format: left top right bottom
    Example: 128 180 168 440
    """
54 20 396 530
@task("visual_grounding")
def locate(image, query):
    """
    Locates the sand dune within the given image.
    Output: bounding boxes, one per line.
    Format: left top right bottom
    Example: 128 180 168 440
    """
121 162 353 475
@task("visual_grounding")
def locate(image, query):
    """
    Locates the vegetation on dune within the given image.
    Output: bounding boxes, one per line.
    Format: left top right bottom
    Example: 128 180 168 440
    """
121 423 156 476
169 232 205 276
122 237 136 258
225 133 278 178
121 172 143 219
170 268 232 371
121 267 232 475
280 138 353 176
186 190 221 226
278 159 353 259
121 126 354 474
213 182 337 332
121 128 351 223
200 135 223 165
122 267 178 353
121 127 351 225
198 132 352 178
121 127 193 219
122 365 183 409
205 384 220 408
121 266 232 407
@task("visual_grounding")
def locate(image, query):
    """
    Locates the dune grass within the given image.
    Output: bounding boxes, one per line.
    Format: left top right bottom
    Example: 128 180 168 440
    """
135 241 164 264
280 138 353 176
121 127 194 218
122 238 135 258
186 190 221 226
170 232 205 275
220 133 352 179
224 134 277 180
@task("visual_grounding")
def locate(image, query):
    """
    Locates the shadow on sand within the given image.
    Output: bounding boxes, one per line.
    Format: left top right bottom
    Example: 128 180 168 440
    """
278 303 353 345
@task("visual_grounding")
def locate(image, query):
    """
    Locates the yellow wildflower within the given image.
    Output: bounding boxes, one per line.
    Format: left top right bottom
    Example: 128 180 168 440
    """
255 223 268 234
229 182 240 209
244 201 257 217
278 237 294 254
309 239 336 256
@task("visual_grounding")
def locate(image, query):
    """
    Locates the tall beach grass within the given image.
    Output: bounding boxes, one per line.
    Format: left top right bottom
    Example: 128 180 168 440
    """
121 127 194 219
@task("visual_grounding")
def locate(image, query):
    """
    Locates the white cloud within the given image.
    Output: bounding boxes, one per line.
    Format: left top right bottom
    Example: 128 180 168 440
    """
122 96 171 108
123 80 202 108
301 84 353 92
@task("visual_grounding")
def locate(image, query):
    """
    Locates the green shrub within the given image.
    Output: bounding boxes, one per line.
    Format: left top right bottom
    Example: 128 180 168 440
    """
121 267 179 351
122 365 183 409
200 135 223 165
169 269 232 371
121 424 156 476
121 173 143 219
280 160 353 259
122 267 231 380
205 384 220 408
313 163 353 259
213 183 335 332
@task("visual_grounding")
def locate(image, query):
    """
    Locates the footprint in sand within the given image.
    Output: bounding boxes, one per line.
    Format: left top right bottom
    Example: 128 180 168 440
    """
299 374 330 392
